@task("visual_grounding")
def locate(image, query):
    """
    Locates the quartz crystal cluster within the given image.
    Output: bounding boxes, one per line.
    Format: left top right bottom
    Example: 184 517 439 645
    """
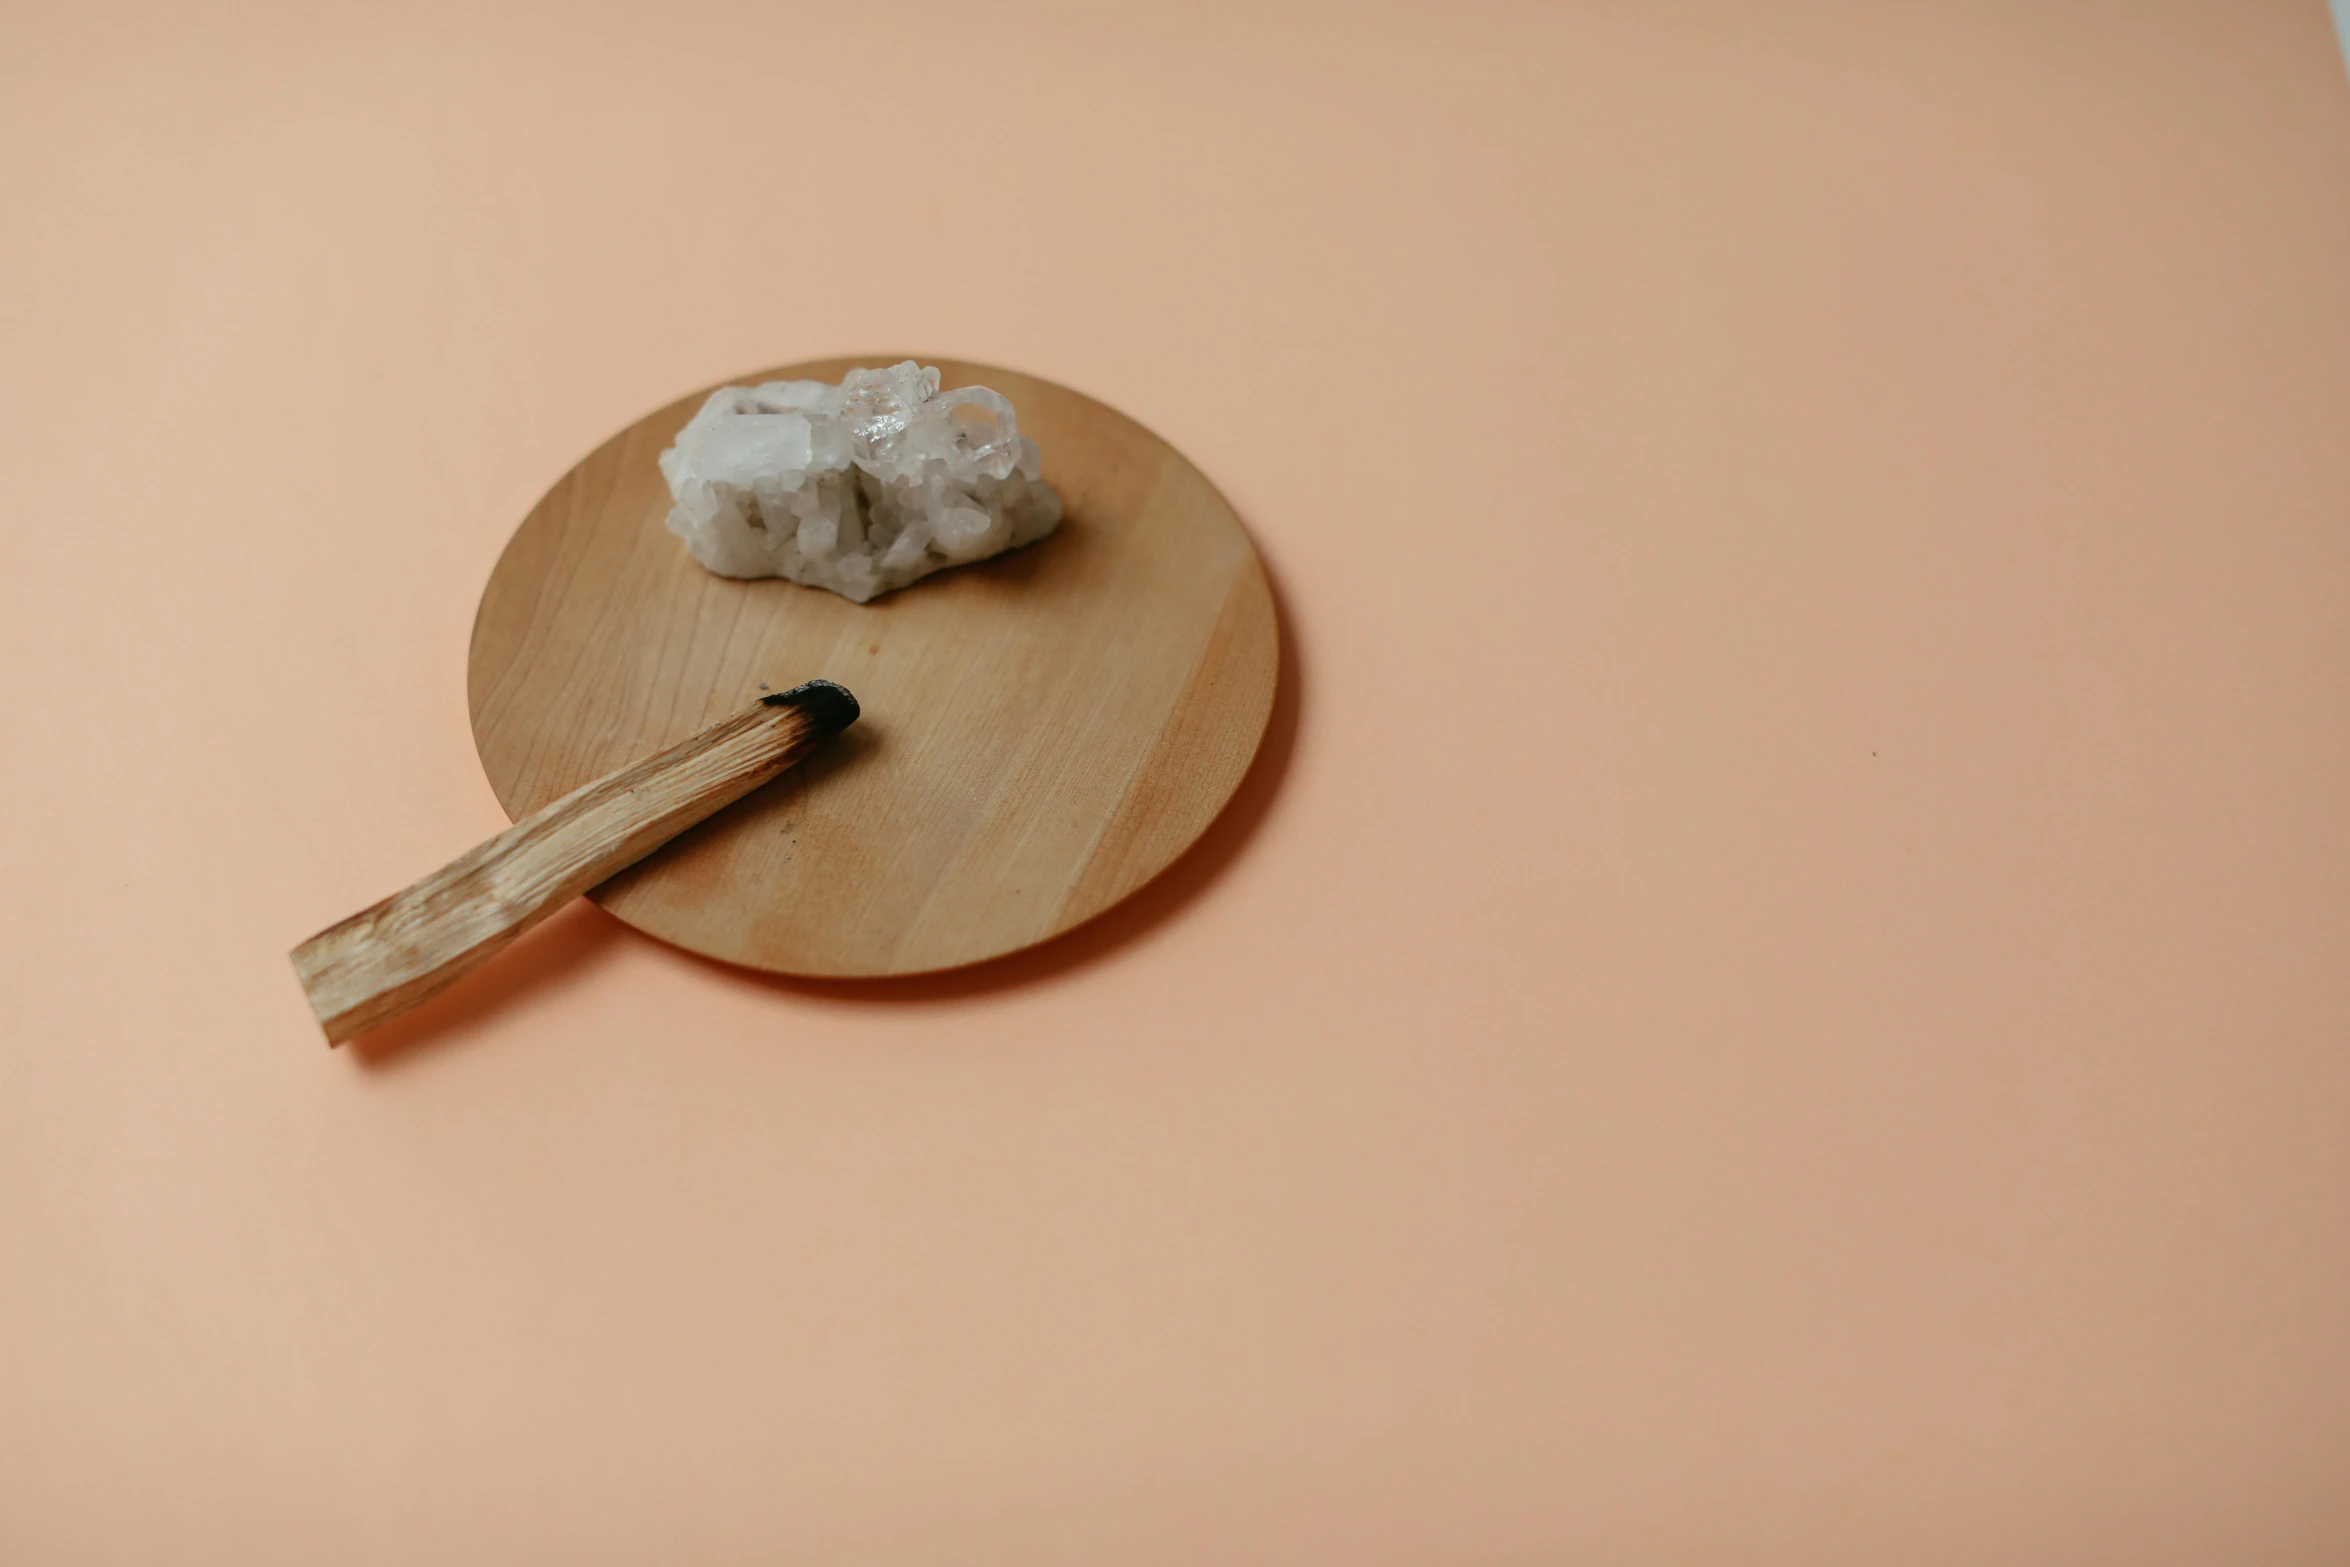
657 362 1063 602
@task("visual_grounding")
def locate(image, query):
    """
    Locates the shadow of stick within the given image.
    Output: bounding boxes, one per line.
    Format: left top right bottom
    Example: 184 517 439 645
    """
348 898 629 1070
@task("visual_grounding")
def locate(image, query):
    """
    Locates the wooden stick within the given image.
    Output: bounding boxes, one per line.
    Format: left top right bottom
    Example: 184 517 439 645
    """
290 681 859 1044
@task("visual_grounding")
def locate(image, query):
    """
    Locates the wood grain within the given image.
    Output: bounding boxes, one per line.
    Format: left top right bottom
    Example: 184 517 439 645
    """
292 685 857 1042
467 357 1279 978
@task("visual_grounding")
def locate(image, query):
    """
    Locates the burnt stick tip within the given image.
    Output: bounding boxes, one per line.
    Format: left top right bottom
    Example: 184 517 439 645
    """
762 679 861 736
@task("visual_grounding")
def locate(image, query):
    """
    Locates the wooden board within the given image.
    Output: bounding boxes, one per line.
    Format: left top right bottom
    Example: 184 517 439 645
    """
467 357 1279 978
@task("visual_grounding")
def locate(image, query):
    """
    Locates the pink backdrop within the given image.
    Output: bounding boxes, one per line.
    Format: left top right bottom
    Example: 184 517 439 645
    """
4 2 2348 1559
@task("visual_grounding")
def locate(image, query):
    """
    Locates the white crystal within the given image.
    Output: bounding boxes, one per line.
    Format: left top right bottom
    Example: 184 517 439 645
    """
658 363 1063 602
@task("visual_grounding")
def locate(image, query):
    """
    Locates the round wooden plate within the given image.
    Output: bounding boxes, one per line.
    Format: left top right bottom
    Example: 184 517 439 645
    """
467 357 1278 978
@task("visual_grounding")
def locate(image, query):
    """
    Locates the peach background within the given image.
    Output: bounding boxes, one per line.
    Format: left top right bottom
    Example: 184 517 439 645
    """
5 1 2350 1560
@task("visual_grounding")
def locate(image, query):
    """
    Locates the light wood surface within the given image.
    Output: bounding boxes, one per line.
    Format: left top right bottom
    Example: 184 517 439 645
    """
467 357 1279 978
292 685 857 1042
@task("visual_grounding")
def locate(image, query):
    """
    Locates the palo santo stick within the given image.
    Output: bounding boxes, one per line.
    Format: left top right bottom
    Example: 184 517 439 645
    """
291 680 859 1044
